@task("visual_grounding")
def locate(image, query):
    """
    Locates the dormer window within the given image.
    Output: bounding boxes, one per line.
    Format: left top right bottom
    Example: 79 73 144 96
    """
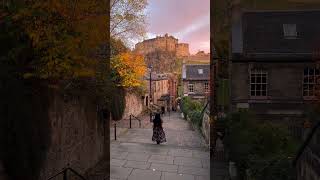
198 69 203 74
283 24 297 39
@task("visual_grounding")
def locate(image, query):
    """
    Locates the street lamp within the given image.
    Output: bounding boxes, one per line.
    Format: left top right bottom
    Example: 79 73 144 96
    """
148 65 153 122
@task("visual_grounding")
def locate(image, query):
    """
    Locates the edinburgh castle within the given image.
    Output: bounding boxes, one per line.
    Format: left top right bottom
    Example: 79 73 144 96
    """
135 33 190 57
134 34 190 73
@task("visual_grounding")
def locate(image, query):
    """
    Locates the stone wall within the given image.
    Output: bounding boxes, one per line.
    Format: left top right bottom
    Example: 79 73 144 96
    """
183 80 209 99
122 92 144 119
39 90 104 180
201 109 210 143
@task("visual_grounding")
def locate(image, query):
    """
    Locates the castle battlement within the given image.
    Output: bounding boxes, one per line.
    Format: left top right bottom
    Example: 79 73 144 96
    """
134 34 189 57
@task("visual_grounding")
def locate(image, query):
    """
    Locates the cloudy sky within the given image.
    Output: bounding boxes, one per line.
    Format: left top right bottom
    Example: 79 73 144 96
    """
145 0 210 54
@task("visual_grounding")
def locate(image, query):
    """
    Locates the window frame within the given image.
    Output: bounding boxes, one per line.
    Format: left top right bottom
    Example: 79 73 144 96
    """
204 82 209 93
283 23 298 39
302 67 319 100
249 69 268 99
188 82 194 94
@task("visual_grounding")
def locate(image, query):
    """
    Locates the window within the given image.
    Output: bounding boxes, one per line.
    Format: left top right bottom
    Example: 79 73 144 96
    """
303 68 319 97
198 69 203 74
188 83 194 93
250 69 267 97
283 24 297 39
204 82 209 92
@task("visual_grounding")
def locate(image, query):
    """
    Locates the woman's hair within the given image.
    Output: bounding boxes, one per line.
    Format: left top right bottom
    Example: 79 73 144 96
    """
153 113 162 126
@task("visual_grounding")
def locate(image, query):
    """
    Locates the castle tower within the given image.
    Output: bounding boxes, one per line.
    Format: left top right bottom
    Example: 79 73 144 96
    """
176 43 190 57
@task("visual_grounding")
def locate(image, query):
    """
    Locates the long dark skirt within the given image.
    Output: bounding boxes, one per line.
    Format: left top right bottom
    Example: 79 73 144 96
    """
152 126 166 144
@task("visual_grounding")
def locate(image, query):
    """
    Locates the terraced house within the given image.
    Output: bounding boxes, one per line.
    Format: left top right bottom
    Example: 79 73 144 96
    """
231 9 320 125
182 64 210 101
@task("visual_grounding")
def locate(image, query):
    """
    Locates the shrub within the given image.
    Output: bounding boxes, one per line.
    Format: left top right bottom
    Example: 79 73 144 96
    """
181 97 205 129
223 111 299 180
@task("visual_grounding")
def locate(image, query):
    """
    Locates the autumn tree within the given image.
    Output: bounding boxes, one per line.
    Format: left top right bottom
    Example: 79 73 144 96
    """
111 52 146 88
11 0 109 81
110 0 148 45
0 1 110 180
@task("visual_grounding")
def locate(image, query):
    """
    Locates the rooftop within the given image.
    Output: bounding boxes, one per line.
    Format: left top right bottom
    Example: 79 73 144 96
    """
182 64 210 81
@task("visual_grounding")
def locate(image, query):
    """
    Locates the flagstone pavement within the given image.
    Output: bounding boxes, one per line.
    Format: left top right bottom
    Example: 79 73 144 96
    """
109 112 228 180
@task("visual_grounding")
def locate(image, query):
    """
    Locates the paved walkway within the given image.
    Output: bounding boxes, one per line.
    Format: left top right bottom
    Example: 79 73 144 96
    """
110 112 210 180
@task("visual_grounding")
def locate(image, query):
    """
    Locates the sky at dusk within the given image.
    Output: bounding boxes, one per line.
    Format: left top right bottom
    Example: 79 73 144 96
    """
145 0 210 55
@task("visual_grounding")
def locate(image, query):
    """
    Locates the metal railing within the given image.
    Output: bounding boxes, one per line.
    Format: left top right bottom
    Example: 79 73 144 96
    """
47 167 86 180
129 114 142 128
113 114 143 140
293 121 320 166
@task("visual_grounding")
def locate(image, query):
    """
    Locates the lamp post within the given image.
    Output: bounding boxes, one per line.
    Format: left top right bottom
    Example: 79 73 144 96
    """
148 65 153 122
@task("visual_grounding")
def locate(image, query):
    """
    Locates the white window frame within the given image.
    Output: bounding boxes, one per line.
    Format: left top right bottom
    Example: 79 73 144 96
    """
283 24 297 39
250 69 268 98
303 68 319 99
188 82 194 94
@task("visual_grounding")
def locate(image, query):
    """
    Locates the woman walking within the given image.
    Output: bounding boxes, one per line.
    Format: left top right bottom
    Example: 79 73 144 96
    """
152 113 166 144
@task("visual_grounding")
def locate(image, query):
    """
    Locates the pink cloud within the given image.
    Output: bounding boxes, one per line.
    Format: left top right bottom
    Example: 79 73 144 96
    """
146 0 210 54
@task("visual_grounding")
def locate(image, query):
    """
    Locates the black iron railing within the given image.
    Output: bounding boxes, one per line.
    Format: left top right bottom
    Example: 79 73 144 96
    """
129 114 142 128
113 114 143 140
47 167 86 180
293 121 320 166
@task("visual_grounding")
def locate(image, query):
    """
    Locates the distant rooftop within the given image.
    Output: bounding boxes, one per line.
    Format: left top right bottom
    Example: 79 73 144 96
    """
187 51 210 62
182 64 210 81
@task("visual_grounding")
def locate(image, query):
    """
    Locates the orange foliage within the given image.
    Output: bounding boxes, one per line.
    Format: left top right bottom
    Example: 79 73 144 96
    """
111 52 146 87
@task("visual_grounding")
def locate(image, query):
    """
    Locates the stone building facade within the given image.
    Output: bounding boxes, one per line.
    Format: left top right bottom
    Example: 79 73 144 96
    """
182 64 210 101
144 73 170 111
231 10 320 123
167 73 179 110
134 34 190 58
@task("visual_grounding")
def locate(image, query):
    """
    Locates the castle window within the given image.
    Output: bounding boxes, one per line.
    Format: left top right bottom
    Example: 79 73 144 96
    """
303 68 319 98
283 24 297 39
188 83 194 93
250 69 267 97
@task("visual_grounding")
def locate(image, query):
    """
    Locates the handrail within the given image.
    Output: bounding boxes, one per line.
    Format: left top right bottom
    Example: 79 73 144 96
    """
68 168 87 180
47 171 64 180
130 114 142 128
293 121 320 166
47 167 87 180
200 101 209 115
113 114 143 140
130 114 142 122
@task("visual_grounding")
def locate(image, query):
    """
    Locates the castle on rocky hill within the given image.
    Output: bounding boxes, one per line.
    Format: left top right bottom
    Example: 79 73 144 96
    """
134 33 190 58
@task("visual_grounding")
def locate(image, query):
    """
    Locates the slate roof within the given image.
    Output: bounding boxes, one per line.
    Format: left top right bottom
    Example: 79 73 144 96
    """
232 10 320 60
183 64 210 81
